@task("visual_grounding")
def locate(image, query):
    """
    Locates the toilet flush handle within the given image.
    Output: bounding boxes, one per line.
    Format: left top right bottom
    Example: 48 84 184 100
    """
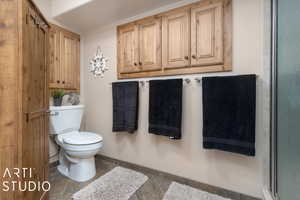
50 111 59 116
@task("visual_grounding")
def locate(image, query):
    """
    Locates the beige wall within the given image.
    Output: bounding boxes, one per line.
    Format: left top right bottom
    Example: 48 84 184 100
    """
32 0 81 33
82 0 265 198
51 0 93 18
32 0 51 18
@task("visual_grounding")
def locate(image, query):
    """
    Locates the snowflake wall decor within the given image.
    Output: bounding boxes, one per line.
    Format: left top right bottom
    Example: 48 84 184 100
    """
88 46 109 77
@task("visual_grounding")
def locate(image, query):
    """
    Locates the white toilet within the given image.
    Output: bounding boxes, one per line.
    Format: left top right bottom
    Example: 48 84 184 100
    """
49 105 103 182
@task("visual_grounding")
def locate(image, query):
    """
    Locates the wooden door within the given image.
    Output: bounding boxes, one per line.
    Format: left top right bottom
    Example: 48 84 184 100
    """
162 9 190 69
49 27 61 88
23 5 49 200
191 2 223 66
118 24 139 74
60 31 80 90
138 18 162 72
0 0 19 199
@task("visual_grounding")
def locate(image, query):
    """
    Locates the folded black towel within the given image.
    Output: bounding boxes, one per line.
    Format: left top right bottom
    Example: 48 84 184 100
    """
202 75 256 156
149 79 182 139
112 81 139 133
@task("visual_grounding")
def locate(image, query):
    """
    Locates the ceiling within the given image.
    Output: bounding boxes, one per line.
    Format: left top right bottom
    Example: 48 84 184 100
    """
53 0 186 33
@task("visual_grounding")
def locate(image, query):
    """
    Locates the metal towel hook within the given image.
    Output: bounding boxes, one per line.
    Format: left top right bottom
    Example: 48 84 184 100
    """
195 78 202 83
184 78 191 84
139 81 146 87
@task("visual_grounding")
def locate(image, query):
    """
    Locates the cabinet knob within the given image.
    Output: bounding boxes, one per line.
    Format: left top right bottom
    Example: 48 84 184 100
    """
62 81 65 84
192 55 196 59
57 80 60 83
184 56 189 60
134 62 137 66
139 62 142 66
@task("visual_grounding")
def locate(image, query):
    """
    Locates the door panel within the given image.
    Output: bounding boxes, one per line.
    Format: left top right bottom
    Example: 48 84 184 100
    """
23 6 48 200
49 28 60 88
0 147 17 200
191 2 223 66
277 0 300 199
0 0 19 198
23 114 46 199
138 18 162 71
162 9 190 69
0 0 19 148
60 32 79 89
118 25 139 73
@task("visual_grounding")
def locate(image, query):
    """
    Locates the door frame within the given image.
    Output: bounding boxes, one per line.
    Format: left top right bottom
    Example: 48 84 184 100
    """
270 0 279 199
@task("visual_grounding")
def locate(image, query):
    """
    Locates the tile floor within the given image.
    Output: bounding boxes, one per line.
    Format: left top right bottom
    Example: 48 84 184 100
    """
49 156 259 200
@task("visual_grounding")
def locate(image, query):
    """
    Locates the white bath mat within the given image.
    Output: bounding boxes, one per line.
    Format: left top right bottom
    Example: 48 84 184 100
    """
163 182 232 200
72 166 148 200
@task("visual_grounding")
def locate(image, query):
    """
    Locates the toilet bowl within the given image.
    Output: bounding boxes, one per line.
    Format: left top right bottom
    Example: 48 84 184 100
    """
49 105 103 182
56 131 103 182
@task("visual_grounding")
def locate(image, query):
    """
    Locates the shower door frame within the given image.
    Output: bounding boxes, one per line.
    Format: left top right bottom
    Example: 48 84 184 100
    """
270 0 278 199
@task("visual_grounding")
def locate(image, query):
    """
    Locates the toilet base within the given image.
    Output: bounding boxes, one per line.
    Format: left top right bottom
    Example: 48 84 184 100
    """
57 149 97 182
69 157 96 182
57 164 69 177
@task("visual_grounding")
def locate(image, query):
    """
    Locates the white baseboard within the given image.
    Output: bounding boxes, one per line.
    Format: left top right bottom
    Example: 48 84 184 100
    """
263 188 275 200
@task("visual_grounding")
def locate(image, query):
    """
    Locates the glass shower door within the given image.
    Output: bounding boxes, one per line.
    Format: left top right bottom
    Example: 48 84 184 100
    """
276 0 300 199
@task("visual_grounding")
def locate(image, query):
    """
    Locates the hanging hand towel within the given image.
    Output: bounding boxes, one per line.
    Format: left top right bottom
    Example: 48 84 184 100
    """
112 81 139 133
149 79 182 139
202 75 256 156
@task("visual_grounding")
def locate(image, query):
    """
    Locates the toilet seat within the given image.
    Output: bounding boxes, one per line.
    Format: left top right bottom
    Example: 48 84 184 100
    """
56 131 103 152
62 131 103 145
57 131 103 145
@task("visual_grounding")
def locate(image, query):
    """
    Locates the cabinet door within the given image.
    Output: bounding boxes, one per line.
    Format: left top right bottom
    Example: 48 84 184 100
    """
23 5 49 200
118 24 139 73
60 31 80 90
138 18 162 71
0 0 20 199
162 9 190 69
191 2 223 66
49 27 61 88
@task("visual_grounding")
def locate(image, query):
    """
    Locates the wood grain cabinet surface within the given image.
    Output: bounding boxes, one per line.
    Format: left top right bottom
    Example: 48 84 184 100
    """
49 24 80 92
0 0 50 199
118 17 162 74
162 8 190 69
117 0 232 79
191 2 223 66
49 28 61 88
137 17 162 72
118 24 139 73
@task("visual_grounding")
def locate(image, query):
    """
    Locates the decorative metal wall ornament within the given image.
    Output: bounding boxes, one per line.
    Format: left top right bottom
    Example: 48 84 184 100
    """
88 46 109 77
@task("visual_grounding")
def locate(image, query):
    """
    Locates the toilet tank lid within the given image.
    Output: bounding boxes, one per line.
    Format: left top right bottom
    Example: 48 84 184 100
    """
50 105 85 111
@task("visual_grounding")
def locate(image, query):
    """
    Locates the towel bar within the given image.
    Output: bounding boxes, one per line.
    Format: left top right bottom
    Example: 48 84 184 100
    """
110 75 258 86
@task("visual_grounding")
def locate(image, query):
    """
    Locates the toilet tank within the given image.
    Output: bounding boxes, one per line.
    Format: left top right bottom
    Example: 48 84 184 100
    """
49 105 84 135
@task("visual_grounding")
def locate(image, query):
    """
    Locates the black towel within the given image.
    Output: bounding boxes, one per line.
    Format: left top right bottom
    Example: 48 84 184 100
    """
202 75 256 156
149 79 182 139
112 81 139 133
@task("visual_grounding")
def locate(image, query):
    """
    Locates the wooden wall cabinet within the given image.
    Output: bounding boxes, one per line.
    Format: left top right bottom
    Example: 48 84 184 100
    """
138 17 162 72
191 2 223 66
49 28 61 88
118 17 162 74
162 8 190 69
49 24 80 92
117 0 232 79
118 24 139 73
